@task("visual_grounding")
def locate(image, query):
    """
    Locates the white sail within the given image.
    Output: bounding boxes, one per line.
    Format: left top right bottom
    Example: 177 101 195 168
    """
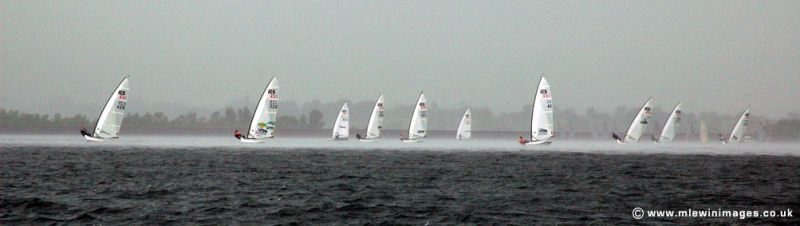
456 108 471 140
530 77 554 142
727 105 751 143
91 76 130 139
332 102 350 139
365 94 384 139
407 92 427 140
699 120 708 143
623 97 654 143
658 101 682 143
246 77 279 139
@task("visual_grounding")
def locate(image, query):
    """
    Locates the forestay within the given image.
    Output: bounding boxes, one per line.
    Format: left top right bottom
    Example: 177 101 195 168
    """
624 97 654 143
92 77 130 139
332 102 350 139
456 108 471 140
247 77 279 139
658 102 682 142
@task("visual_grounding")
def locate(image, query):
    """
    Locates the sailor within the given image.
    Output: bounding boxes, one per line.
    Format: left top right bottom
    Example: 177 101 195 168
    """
651 134 658 142
356 133 363 139
612 132 621 141
519 136 526 144
234 130 243 139
80 126 90 136
400 135 405 141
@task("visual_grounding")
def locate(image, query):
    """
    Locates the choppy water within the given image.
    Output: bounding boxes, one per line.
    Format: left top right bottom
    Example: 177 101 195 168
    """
1 135 799 224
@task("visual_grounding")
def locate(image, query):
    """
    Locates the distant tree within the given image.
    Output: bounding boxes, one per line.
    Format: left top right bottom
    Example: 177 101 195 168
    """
307 109 324 129
224 107 236 123
278 115 300 129
298 114 308 129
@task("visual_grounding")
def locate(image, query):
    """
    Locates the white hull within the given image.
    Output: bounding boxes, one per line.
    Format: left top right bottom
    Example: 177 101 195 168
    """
331 138 349 141
523 140 552 145
359 139 377 143
83 135 106 142
402 139 422 143
238 137 267 143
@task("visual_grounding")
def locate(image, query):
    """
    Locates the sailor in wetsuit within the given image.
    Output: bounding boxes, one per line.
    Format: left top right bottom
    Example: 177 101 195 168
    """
234 130 243 139
612 132 622 142
80 126 90 136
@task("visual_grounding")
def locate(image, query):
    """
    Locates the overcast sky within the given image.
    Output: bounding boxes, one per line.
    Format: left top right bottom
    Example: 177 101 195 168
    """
2 0 798 119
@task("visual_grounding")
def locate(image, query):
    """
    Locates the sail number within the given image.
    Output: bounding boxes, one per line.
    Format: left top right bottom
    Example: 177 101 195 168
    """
268 100 278 109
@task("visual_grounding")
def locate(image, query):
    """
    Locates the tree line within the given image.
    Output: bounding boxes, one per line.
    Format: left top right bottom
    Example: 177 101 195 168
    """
2 106 799 141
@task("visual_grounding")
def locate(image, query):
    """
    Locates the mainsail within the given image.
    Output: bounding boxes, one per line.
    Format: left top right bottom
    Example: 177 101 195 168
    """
456 108 471 140
246 77 279 139
365 94 384 139
332 102 350 139
407 92 427 140
92 76 130 139
658 101 682 142
623 97 654 143
727 105 751 143
699 120 708 143
530 77 554 142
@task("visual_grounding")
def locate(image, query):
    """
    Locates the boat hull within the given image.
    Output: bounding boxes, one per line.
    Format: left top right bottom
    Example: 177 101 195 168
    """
238 137 267 143
402 139 422 143
83 135 105 142
523 140 552 145
359 139 376 143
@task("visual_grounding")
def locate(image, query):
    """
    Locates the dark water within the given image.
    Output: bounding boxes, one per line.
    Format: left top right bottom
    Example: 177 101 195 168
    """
1 146 798 224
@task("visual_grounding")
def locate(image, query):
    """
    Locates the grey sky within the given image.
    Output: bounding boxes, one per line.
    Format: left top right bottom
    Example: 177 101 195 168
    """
2 0 798 119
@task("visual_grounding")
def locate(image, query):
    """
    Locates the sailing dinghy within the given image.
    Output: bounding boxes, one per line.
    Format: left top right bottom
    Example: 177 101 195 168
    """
456 108 471 140
521 77 553 145
238 77 279 143
657 101 682 143
82 76 130 142
615 97 654 144
359 94 384 142
699 120 708 143
331 102 350 140
724 105 751 143
401 92 427 143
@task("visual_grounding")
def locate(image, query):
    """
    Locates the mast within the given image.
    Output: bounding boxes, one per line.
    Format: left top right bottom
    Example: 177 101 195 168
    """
529 77 543 140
